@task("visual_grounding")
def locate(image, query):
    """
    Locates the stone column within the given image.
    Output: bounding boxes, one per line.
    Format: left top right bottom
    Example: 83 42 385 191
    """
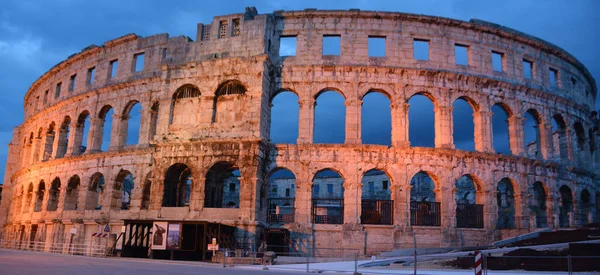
484 190 498 231
434 105 454 149
391 103 410 148
137 102 152 146
297 99 315 144
440 178 455 228
109 113 125 151
345 99 362 144
30 137 41 164
149 174 164 211
294 182 312 224
21 144 31 168
42 133 55 161
154 99 170 138
189 176 203 212
343 181 361 224
65 125 78 157
541 122 553 160
87 117 103 153
508 115 525 156
474 110 493 152
392 180 408 226
53 128 69 158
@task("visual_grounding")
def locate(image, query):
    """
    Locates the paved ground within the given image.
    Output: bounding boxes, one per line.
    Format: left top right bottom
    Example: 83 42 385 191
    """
0 249 300 275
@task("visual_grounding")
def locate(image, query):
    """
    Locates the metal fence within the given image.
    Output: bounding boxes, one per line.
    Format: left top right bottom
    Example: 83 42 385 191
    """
410 201 441 226
0 239 108 257
456 203 484 228
361 199 393 225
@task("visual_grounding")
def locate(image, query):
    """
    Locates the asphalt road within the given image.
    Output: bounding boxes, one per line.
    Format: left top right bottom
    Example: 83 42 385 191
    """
0 249 301 275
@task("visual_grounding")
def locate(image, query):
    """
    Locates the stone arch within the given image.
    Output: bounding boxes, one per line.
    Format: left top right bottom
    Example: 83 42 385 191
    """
409 170 441 226
361 169 393 225
163 163 192 207
362 90 391 146
496 177 516 229
270 90 299 144
408 93 436 148
266 167 296 223
64 175 81 211
141 172 152 210
453 96 478 151
455 174 484 228
579 188 592 225
559 185 574 227
85 172 104 210
34 180 45 212
271 88 300 103
97 105 114 151
120 100 142 146
205 161 240 208
312 168 344 224
530 181 548 228
212 80 247 123
74 110 91 155
524 108 543 159
170 84 201 125
46 177 61 211
314 89 345 144
314 87 346 100
491 103 512 155
360 88 393 101
114 169 134 210
551 114 569 160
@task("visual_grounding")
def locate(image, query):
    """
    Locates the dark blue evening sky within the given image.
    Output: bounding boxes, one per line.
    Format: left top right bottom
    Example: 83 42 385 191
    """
1 0 598 182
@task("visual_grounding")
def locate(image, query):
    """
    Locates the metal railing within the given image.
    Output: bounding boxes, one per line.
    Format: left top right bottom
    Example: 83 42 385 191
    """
456 203 484 228
312 198 344 225
0 239 108 257
267 198 295 224
410 201 441 226
361 199 393 225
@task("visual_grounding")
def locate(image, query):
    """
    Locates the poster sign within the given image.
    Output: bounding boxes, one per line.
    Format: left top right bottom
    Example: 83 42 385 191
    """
208 244 219 251
166 223 181 250
152 222 168 250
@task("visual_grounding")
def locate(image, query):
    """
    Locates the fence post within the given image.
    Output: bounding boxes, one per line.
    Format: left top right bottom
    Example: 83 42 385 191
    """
306 249 310 273
222 249 227 268
567 255 572 275
353 251 359 275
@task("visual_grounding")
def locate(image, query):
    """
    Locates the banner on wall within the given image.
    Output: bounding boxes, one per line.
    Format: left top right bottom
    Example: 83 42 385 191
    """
151 222 168 250
166 223 181 250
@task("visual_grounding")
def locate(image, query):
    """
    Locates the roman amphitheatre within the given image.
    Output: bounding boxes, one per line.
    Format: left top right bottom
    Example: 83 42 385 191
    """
0 7 598 261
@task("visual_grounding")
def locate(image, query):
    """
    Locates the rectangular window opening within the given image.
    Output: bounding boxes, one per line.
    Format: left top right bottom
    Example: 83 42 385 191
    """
162 48 168 60
279 36 297 57
109 60 118 79
134 53 145 72
87 67 95 85
232 18 241 37
43 90 48 105
492 51 504 72
523 59 533 79
368 36 386 57
285 188 290 197
69 74 76 91
413 39 430 61
454 44 469 65
55 83 62 99
219 20 228 39
382 180 389 190
322 35 341 56
571 77 577 87
313 184 320 194
549 68 558 87
368 182 374 192
327 184 334 193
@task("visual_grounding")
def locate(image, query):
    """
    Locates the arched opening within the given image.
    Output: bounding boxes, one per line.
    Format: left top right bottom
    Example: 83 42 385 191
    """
74 111 90 155
212 80 247 123
86 173 104 210
33 128 43 162
589 128 597 164
13 186 23 214
455 175 484 228
530 182 548 228
42 122 56 161
141 173 152 210
312 169 344 224
34 180 45 212
524 109 542 159
64 175 80 210
579 189 591 225
496 178 515 229
361 169 392 225
267 168 296 223
114 170 134 210
205 162 240 208
491 104 511 154
124 101 142 146
149 102 159 139
24 183 33 213
408 94 435 147
314 90 345 144
170 84 201 126
270 91 299 144
56 116 71 158
453 98 476 151
362 91 391 146
98 105 114 152
409 171 440 226
163 164 192 207
559 185 574 227
46 178 61 211
551 114 568 160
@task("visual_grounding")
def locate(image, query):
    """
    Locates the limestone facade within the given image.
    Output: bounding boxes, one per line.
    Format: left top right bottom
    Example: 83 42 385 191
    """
1 7 599 255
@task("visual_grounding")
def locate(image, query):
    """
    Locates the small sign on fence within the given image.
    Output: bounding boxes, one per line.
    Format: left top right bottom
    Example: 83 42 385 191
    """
207 244 219 251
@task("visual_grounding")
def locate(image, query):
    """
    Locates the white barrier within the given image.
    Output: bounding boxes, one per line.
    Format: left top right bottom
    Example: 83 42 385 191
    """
0 239 107 257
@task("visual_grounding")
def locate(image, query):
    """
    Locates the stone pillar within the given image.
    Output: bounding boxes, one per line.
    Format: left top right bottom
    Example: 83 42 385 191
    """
434 105 454 149
392 180 408 226
87 118 103 153
42 133 55 161
474 110 493 152
440 178 455 228
65 125 78 157
391 103 410 148
297 99 315 144
484 190 498 231
109 113 125 151
149 174 163 211
541 122 553 160
137 102 152 146
190 176 203 212
30 137 41 164
343 181 361 224
154 99 170 138
21 144 31 168
53 128 69 158
344 99 362 144
508 115 525 156
56 183 67 213
294 182 312 224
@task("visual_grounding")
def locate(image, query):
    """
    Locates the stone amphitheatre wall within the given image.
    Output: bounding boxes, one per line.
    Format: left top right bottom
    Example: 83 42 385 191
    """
1 8 598 253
